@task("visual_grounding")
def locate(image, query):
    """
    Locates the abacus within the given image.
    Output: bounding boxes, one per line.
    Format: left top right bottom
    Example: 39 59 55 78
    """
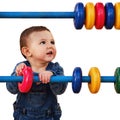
1 2 120 94
0 2 120 29
2 66 120 94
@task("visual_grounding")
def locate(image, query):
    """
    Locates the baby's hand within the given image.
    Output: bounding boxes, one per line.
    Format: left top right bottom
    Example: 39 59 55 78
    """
38 71 53 84
16 63 26 76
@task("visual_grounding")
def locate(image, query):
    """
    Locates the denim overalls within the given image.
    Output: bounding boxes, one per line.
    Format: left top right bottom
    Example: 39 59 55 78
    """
6 61 68 120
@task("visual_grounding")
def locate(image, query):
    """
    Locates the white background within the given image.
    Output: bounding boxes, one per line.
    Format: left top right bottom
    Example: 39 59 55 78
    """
0 0 120 120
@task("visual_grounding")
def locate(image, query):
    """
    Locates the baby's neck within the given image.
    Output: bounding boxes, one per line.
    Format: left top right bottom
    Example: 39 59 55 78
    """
29 60 49 73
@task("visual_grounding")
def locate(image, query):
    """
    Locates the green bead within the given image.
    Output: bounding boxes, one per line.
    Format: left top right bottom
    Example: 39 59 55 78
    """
114 67 120 93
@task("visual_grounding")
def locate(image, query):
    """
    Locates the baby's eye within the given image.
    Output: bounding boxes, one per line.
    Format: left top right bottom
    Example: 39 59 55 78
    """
40 41 46 45
51 40 55 45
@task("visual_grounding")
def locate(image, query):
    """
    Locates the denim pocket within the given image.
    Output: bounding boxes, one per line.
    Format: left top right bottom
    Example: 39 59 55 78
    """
27 92 48 107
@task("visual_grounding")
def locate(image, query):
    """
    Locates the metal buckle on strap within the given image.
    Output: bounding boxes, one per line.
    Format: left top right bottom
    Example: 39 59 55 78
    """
46 109 52 117
22 108 27 115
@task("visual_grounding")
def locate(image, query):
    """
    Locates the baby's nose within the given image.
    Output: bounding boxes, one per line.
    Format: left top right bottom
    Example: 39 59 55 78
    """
47 43 52 48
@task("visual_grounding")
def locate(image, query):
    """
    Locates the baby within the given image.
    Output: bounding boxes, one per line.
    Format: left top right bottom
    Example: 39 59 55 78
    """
6 26 68 120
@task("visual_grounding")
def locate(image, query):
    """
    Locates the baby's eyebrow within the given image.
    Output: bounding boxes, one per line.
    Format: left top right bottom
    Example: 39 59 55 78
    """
39 38 55 42
39 39 47 41
50 39 55 41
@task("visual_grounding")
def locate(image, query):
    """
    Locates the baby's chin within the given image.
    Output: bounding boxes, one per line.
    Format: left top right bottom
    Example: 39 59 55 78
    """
46 55 55 61
44 58 54 63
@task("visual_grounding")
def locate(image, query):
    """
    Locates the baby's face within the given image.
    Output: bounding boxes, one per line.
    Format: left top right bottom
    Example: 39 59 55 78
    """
27 30 56 63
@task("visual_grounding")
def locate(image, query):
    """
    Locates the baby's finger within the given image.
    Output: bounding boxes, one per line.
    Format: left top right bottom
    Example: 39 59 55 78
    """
41 74 47 84
43 74 50 84
38 74 47 84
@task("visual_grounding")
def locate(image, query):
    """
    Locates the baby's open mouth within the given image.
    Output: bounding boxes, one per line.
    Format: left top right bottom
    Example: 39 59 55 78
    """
46 51 53 55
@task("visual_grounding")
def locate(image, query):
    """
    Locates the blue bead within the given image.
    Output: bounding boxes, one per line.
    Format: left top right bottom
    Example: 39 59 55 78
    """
72 67 82 93
74 2 85 29
105 3 115 29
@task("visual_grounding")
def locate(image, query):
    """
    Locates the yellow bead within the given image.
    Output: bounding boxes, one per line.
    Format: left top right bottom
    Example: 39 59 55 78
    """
85 2 95 29
114 2 120 29
88 67 101 93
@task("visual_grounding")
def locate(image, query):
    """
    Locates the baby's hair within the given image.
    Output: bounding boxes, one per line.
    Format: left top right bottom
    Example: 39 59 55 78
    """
20 26 50 58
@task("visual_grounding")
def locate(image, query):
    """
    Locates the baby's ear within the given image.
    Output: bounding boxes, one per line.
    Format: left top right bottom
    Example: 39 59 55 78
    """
21 46 32 57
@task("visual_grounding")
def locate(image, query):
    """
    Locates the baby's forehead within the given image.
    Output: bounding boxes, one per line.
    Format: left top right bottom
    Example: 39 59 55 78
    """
27 31 54 41
30 30 52 37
